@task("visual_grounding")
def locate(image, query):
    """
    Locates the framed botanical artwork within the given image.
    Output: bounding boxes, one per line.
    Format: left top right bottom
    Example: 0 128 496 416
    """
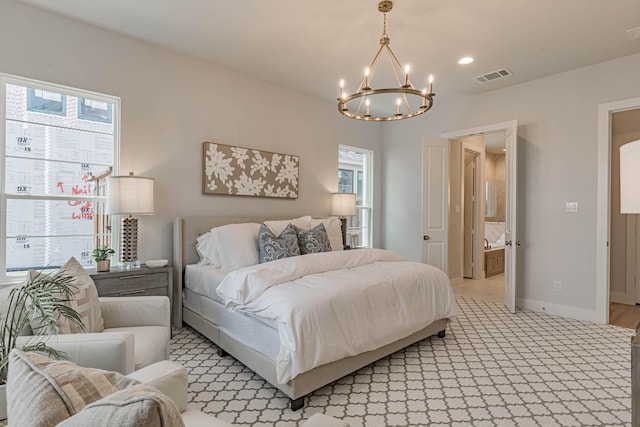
202 142 299 199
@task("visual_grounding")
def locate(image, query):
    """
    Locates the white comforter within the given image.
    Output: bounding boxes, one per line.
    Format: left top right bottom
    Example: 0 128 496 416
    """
216 248 457 384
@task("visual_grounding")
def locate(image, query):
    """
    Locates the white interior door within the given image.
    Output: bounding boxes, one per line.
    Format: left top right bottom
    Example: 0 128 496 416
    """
422 137 449 272
504 125 519 313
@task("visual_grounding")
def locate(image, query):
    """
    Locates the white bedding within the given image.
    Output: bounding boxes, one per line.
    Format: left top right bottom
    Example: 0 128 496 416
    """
217 248 457 384
184 264 231 302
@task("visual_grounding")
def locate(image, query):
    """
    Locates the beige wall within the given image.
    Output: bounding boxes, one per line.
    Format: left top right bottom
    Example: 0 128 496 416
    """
610 112 640 296
0 0 383 262
383 51 640 321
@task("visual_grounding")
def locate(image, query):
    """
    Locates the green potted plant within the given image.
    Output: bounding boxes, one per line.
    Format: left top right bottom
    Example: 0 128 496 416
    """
0 269 85 419
92 245 115 272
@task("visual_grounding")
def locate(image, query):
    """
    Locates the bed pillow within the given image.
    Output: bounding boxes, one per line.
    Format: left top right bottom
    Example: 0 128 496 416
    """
295 223 332 254
195 231 221 267
212 223 261 269
263 216 312 237
258 223 300 263
308 217 344 251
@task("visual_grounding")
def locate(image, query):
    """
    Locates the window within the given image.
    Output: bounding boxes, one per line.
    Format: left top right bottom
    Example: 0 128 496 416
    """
338 145 373 248
1 75 119 279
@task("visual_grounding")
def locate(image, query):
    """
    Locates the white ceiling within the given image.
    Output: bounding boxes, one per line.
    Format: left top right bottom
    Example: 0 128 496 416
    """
18 0 640 105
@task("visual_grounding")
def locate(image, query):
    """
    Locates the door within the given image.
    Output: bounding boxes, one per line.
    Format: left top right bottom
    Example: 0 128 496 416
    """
422 137 449 272
463 151 475 278
504 125 518 313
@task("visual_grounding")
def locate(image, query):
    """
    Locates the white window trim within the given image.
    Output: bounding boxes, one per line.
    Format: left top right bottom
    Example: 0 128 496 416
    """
0 73 121 283
339 144 373 248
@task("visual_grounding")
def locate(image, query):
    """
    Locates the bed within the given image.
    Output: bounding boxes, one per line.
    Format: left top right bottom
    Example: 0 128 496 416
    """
172 216 456 410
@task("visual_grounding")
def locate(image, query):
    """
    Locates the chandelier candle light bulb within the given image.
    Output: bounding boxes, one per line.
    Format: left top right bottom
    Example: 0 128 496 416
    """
337 1 435 121
403 65 410 88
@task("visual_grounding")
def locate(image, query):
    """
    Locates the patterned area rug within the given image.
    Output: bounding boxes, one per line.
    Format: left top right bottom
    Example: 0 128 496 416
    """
171 297 633 426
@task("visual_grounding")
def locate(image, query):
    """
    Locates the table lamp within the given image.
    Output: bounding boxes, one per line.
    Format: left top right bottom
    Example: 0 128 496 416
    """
331 192 357 247
106 172 155 267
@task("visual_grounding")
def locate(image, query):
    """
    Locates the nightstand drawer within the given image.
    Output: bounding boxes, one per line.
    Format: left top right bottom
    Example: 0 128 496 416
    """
98 286 168 298
93 272 167 295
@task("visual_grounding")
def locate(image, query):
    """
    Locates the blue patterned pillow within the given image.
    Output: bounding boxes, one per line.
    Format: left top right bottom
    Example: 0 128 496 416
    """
258 223 300 263
295 223 332 254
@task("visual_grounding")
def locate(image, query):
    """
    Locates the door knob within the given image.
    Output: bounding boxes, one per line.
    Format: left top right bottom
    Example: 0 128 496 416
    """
423 235 430 240
516 241 521 246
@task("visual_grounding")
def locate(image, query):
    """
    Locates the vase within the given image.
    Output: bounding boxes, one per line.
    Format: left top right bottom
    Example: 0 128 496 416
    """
96 260 110 272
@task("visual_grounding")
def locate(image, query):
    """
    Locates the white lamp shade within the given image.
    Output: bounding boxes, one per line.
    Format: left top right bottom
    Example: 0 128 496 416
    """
620 139 640 214
106 174 155 215
331 192 357 216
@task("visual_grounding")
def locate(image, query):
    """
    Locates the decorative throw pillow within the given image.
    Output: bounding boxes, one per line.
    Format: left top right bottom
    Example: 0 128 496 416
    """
29 257 104 334
258 223 300 263
295 223 332 254
57 384 185 427
6 349 140 426
308 217 344 251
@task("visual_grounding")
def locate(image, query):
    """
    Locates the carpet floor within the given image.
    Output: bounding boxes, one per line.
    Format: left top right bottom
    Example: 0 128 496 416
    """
171 297 633 426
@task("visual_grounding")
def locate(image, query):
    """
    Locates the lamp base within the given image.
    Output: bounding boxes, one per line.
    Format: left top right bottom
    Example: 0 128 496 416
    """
339 216 347 248
120 216 138 264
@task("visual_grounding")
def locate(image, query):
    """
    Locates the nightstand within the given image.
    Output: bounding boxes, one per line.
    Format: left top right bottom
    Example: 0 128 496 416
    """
89 265 173 314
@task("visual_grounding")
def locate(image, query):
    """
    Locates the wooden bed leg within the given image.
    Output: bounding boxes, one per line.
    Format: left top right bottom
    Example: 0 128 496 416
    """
290 397 304 411
437 330 446 338
217 347 228 357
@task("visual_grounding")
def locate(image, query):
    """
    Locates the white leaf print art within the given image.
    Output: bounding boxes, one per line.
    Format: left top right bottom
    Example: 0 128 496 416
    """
231 147 249 170
276 155 298 188
250 150 270 177
234 172 265 195
203 142 298 198
205 144 234 191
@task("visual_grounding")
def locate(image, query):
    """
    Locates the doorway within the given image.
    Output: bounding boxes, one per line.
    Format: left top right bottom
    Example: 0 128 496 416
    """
596 97 640 324
607 107 640 328
427 120 518 313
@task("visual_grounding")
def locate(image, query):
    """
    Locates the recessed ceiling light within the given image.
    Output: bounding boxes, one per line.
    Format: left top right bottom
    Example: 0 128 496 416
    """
458 57 474 65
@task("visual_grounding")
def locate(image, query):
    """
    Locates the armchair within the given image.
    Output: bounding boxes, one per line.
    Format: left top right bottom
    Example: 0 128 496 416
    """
17 295 170 374
129 361 350 427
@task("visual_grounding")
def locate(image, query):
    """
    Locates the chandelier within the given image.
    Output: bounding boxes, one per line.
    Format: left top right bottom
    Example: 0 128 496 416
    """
337 1 435 121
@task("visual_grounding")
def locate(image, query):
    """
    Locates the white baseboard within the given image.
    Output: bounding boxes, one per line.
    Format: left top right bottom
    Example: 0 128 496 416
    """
610 291 636 305
517 298 602 324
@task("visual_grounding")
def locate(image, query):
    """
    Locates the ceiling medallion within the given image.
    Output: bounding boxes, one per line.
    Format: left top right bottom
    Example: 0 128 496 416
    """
337 1 435 121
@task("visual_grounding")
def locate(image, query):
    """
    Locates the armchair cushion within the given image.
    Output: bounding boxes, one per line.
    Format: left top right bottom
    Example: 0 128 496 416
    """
57 384 185 427
7 349 138 426
104 325 169 370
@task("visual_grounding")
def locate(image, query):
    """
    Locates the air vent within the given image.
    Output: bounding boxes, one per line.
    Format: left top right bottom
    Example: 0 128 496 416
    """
475 68 512 84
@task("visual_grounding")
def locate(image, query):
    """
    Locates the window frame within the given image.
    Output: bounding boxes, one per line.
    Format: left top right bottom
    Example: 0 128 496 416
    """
0 73 121 282
338 145 373 248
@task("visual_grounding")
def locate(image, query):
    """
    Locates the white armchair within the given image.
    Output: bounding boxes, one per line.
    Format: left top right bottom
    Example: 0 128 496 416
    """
17 295 171 374
129 361 350 427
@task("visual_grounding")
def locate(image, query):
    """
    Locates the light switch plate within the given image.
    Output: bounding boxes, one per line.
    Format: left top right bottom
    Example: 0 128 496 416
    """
565 202 578 213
